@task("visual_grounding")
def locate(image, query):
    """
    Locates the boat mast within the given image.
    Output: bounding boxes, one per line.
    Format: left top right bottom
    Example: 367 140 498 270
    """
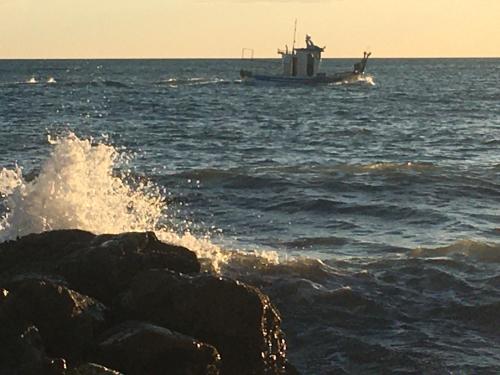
292 19 297 54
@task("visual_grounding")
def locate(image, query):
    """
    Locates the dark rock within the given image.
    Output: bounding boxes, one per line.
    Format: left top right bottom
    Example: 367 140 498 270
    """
119 269 288 374
57 231 200 303
0 230 297 373
96 321 220 375
0 230 95 282
284 361 302 375
2 279 107 362
0 321 47 375
0 287 8 304
45 357 67 375
0 230 201 304
4 273 69 290
66 363 123 375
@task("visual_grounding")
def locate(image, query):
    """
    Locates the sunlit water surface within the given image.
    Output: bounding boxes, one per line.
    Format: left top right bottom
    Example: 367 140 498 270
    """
1 58 499 374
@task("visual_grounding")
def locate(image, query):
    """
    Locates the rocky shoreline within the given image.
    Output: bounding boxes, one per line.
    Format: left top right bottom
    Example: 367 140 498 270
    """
0 230 298 375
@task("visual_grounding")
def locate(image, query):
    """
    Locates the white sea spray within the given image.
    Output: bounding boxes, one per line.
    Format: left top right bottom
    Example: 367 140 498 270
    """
0 133 235 271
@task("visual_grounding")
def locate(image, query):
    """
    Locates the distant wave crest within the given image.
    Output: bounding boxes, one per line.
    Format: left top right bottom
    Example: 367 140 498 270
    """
412 239 500 262
158 77 231 87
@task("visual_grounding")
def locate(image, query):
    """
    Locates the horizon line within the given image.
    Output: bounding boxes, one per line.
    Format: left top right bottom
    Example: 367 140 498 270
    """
1 56 499 60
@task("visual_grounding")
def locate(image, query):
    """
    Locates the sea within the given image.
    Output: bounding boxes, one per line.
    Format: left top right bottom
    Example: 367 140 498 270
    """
0 58 499 374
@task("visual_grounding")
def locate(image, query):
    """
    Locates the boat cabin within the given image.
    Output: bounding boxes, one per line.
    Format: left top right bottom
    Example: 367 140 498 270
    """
279 35 324 78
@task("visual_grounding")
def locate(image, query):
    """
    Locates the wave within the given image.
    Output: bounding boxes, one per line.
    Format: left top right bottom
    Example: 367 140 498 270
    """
432 301 500 329
482 138 500 146
230 254 500 373
0 133 226 271
61 79 131 88
248 161 437 178
332 73 376 86
0 134 162 238
266 197 445 222
412 239 500 263
167 163 467 206
73 79 131 89
1 78 133 89
1 78 44 86
412 240 500 263
158 77 231 87
335 161 436 174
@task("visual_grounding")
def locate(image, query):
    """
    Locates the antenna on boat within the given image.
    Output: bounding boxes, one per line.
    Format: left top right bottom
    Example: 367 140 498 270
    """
292 19 297 53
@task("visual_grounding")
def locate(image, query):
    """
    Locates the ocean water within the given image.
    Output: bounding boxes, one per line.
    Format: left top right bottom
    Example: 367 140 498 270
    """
0 58 499 374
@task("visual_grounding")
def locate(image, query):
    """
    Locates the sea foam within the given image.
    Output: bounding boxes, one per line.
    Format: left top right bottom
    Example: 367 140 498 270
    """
0 133 230 271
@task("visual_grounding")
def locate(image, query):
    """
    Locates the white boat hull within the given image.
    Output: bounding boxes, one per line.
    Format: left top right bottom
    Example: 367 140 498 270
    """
240 70 364 84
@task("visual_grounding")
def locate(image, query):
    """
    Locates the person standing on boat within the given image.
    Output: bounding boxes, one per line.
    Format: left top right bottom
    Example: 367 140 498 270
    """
353 51 371 74
306 34 314 49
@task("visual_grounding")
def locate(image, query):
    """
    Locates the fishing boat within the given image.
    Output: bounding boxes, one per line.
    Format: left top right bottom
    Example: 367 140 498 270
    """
240 34 371 84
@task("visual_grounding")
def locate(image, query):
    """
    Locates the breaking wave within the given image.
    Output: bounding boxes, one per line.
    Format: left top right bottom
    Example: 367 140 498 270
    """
0 133 230 271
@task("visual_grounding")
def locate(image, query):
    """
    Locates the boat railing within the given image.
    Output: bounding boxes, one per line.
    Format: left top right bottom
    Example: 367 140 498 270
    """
241 48 254 60
240 48 282 76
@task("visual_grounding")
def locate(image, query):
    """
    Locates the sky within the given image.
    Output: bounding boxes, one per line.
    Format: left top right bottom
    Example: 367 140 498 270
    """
0 0 499 58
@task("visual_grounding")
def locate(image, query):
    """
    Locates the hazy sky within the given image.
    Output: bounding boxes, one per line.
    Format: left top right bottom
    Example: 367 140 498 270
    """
1 0 499 58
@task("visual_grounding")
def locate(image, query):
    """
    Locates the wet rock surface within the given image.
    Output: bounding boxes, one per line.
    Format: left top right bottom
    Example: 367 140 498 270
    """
66 363 124 375
2 278 107 361
0 230 200 304
119 269 287 374
97 321 221 375
0 230 295 374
